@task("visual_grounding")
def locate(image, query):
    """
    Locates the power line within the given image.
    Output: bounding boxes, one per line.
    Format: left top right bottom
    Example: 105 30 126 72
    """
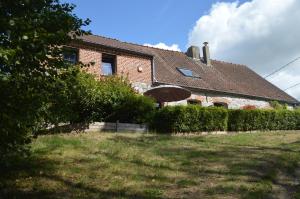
284 82 300 91
264 56 300 79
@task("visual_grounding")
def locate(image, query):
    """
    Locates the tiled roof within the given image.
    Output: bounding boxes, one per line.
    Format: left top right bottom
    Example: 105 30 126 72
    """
77 34 299 104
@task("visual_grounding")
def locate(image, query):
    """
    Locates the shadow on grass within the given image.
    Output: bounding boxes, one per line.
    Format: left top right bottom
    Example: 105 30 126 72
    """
1 133 300 199
107 135 300 199
0 155 164 199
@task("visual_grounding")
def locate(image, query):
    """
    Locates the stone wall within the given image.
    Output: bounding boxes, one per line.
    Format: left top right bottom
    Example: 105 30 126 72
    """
166 92 273 109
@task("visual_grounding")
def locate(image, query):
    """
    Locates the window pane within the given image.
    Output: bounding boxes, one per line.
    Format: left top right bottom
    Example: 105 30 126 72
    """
177 67 200 78
63 51 77 64
180 68 193 76
102 62 113 75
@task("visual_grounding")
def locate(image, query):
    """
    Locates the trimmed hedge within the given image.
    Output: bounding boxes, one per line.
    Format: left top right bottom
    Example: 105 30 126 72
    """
151 105 300 133
151 105 228 133
228 109 300 131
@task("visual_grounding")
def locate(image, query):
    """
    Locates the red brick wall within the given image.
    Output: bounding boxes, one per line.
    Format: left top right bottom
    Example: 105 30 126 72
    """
79 48 102 78
117 55 152 84
75 44 152 84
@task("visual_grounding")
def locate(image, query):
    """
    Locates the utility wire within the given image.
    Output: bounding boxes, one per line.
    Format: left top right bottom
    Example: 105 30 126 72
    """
284 82 300 91
264 56 300 79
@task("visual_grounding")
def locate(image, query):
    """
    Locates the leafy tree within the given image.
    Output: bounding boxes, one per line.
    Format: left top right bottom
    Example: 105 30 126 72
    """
0 0 90 161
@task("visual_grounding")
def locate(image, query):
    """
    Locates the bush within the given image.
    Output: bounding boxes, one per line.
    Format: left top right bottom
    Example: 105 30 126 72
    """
270 101 288 110
151 105 300 133
47 68 155 125
0 78 35 161
0 74 59 162
228 109 300 131
109 94 155 124
151 105 228 133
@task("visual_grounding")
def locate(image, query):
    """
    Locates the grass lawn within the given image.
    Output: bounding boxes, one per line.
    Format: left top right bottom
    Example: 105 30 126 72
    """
1 131 300 199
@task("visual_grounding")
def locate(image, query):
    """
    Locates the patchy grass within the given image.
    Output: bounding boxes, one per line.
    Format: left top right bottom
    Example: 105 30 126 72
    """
1 131 300 199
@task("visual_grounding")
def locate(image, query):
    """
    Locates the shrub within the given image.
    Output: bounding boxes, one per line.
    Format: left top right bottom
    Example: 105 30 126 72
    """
0 77 36 161
270 101 288 110
296 109 300 129
151 105 300 133
228 109 299 131
46 68 155 125
151 105 228 133
109 94 155 124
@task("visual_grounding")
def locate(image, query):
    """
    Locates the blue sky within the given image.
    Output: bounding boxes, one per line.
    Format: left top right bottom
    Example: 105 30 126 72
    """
66 0 247 51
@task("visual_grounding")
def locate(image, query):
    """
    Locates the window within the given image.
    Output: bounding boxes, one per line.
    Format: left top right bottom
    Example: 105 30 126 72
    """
187 99 202 106
63 49 78 64
213 102 228 109
177 67 200 78
102 54 116 76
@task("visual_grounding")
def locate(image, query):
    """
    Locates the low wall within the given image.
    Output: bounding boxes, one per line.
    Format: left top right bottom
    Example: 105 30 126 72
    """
46 122 148 133
87 122 148 133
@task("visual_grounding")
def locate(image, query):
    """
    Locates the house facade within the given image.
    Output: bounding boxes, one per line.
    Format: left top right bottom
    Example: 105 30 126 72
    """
65 34 299 109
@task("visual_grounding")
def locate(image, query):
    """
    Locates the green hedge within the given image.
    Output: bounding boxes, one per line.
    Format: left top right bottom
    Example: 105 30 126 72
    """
151 105 300 133
228 109 300 131
151 105 228 133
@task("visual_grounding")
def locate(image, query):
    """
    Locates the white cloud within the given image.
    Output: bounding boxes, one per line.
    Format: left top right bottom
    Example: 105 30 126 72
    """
188 0 300 100
144 43 181 52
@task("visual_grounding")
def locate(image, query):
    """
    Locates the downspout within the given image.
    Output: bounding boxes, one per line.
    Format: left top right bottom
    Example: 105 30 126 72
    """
151 57 158 86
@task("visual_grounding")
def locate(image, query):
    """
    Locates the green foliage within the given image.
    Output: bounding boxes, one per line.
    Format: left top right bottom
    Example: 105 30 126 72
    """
151 106 300 133
110 94 156 124
228 109 300 131
46 68 155 125
0 0 89 160
269 101 288 110
151 105 228 133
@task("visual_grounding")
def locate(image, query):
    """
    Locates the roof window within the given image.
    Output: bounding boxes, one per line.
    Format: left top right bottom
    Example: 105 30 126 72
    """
177 67 200 78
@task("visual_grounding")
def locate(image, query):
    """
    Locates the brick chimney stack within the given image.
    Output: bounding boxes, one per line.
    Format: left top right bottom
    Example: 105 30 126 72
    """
202 42 211 66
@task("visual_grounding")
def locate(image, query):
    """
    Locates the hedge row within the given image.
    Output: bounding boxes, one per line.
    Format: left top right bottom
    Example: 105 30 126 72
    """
228 109 300 131
151 105 300 133
151 105 228 133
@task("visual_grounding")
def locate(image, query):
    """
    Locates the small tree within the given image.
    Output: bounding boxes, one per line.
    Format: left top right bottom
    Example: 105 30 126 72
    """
0 0 90 160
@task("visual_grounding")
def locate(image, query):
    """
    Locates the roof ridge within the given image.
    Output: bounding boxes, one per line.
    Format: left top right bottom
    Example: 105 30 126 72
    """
84 34 274 70
89 33 184 54
211 59 247 67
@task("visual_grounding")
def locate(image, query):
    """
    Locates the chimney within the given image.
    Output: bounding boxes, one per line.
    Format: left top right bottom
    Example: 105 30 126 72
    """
202 42 211 66
186 46 200 60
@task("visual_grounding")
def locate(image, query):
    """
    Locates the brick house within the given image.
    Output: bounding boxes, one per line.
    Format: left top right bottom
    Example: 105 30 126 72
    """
65 34 299 109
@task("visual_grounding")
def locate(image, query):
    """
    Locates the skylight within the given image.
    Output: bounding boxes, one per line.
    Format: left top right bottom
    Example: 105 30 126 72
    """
177 67 200 78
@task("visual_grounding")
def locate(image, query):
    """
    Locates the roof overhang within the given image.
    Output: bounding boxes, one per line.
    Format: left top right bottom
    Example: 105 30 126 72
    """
70 39 154 58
